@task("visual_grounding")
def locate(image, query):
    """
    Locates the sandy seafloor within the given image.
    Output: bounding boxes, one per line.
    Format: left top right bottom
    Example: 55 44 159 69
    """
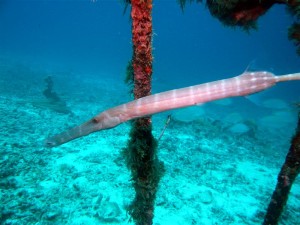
1 60 300 225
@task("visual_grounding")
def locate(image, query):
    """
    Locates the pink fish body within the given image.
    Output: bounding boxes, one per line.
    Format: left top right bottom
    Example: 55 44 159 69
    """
45 71 300 147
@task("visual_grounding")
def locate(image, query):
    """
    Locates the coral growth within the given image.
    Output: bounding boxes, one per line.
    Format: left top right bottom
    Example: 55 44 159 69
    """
288 23 300 55
179 0 300 53
206 0 275 29
286 0 300 54
124 60 135 95
123 121 164 225
178 0 202 11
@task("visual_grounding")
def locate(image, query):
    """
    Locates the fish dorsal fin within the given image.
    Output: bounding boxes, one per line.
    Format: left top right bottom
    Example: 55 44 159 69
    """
243 60 257 73
243 60 274 74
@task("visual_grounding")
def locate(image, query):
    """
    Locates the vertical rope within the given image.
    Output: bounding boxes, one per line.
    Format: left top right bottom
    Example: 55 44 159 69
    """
124 1 164 224
263 110 300 225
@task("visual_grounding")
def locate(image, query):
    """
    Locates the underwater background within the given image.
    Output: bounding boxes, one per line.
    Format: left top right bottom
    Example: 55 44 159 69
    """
0 0 300 224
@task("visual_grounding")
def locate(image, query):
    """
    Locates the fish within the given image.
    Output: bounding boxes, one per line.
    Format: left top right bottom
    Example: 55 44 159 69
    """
44 71 300 147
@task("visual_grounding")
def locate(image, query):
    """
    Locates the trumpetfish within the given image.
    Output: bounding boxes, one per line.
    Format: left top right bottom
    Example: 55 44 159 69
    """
45 71 300 147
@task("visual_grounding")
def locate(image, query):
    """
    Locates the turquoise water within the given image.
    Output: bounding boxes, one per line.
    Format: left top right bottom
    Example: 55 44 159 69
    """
0 1 300 224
